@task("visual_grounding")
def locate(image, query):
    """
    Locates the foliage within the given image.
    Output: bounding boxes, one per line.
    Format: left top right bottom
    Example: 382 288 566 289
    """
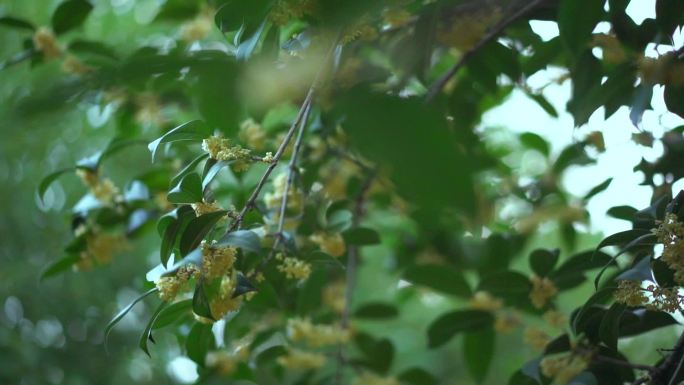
2 0 684 384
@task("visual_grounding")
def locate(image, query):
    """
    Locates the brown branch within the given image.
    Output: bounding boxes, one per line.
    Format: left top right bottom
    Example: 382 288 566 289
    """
591 354 656 372
651 331 684 385
424 0 548 102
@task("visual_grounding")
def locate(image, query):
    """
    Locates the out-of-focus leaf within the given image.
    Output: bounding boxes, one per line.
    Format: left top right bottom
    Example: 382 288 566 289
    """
342 227 380 246
0 16 35 31
38 168 74 204
403 264 471 298
398 368 438 385
519 132 550 157
558 0 605 55
427 310 493 348
607 205 637 221
464 328 495 383
665 84 684 119
599 302 626 351
218 230 262 253
354 303 399 319
477 271 531 305
583 178 613 201
619 308 678 336
51 0 93 35
525 92 558 118
186 322 216 366
39 254 80 281
529 248 560 277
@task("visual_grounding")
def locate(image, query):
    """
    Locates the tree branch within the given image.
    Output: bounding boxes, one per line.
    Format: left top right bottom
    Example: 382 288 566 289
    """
424 0 548 102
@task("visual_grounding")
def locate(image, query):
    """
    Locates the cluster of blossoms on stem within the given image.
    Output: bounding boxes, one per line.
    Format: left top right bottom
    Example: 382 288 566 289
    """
322 279 346 313
277 348 327 369
286 318 350 347
203 135 268 172
73 224 129 270
191 199 226 217
653 213 684 283
268 0 318 26
156 265 198 301
264 172 303 214
76 169 122 206
205 342 251 375
523 327 552 351
540 351 591 385
530 274 558 309
32 26 93 75
208 275 246 320
201 241 237 280
239 119 267 152
277 254 312 280
309 231 346 257
351 372 399 385
615 279 684 312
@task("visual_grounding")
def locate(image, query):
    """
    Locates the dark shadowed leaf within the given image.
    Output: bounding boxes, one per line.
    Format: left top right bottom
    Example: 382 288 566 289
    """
529 248 560 277
558 0 605 55
427 310 493 348
599 302 626 351
152 299 192 330
343 227 380 246
0 16 35 31
51 0 93 34
186 322 216 366
179 210 228 256
218 230 262 253
399 368 438 385
403 264 471 298
464 328 495 383
354 303 399 319
477 270 531 305
167 173 204 204
583 178 613 201
192 282 214 321
39 254 80 281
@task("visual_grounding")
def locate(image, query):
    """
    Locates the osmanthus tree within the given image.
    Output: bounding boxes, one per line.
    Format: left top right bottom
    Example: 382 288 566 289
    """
4 0 684 383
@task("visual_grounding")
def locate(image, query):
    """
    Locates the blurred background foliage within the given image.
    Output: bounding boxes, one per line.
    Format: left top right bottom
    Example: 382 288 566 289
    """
0 1 683 385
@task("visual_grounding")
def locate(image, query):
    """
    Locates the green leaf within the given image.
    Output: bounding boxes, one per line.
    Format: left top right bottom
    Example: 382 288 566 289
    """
593 231 656 288
192 282 215 321
304 251 345 270
167 173 203 204
354 303 399 319
619 309 677 336
148 120 209 162
342 227 380 246
599 303 626 351
51 0 93 35
186 322 216 366
525 92 559 118
665 84 684 119
39 254 80 281
152 299 192 330
464 328 495 383
236 20 268 60
104 288 158 351
0 16 35 31
584 178 613 201
170 153 209 188
427 310 493 348
529 248 560 277
558 0 605 55
357 337 394 374
159 206 195 266
214 0 272 34
139 301 169 357
297 269 327 315
572 287 615 334
218 230 262 253
477 271 531 305
398 368 438 385
256 345 286 365
179 210 228 256
403 264 471 298
202 159 233 190
553 143 594 173
67 40 118 60
519 132 550 156
339 91 474 215
38 168 74 204
607 205 637 221
327 209 353 232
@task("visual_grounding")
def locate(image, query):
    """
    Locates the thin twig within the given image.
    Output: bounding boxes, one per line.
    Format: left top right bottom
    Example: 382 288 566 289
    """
424 0 547 102
333 171 376 385
591 354 656 372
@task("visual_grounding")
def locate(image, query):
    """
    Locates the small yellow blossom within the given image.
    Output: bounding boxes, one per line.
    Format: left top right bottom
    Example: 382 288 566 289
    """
530 275 558 309
135 93 164 126
201 241 237 280
469 291 503 311
278 257 312 280
33 27 62 59
202 135 253 163
543 310 568 329
262 152 274 163
351 372 399 385
205 350 237 375
80 232 127 265
494 311 520 333
91 178 120 205
540 353 589 384
180 15 213 42
156 265 197 301
523 326 551 351
62 55 92 75
287 318 350 347
239 118 267 151
653 214 684 284
191 200 224 217
323 280 346 313
277 348 326 369
209 275 244 319
310 232 346 257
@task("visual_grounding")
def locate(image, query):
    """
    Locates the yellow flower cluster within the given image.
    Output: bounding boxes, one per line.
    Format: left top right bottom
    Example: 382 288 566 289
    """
614 280 648 307
540 353 589 384
156 265 198 301
269 0 318 26
286 318 350 347
209 275 244 319
202 135 254 171
134 93 164 126
436 7 502 51
494 311 521 333
264 172 303 212
591 33 627 64
319 160 357 199
342 24 379 44
310 232 346 257
77 169 121 206
654 213 684 283
191 200 225 217
351 372 399 385
201 241 237 280
469 291 503 311
33 27 62 59
323 280 346 313
180 13 213 42
523 326 551 351
543 310 568 329
277 348 326 369
205 350 237 375
62 56 92 75
383 8 412 28
239 118 267 151
638 54 684 87
615 280 683 312
530 275 558 309
277 256 312 280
